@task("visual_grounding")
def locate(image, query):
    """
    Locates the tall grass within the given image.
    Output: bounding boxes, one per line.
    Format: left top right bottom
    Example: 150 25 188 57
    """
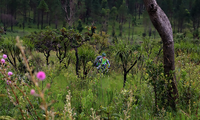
1 32 200 119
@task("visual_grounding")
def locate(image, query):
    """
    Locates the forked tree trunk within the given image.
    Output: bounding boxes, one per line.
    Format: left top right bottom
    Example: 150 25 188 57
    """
143 0 178 110
44 50 50 65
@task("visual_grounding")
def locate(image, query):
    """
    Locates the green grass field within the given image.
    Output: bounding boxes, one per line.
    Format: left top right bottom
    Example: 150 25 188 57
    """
0 14 200 119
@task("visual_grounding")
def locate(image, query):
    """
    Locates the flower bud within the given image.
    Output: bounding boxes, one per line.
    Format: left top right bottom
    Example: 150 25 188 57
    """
30 89 35 95
46 83 51 89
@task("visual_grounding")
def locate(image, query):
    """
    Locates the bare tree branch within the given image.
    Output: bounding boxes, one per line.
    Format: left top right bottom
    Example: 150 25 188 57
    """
127 55 141 73
61 0 77 27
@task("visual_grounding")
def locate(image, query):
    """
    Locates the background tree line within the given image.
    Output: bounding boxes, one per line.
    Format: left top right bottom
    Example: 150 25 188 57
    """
1 0 199 38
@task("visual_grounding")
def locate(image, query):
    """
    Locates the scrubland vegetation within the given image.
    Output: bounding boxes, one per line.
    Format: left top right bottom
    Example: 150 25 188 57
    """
1 0 200 120
1 28 200 120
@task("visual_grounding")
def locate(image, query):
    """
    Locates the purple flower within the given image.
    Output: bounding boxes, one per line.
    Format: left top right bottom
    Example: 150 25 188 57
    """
37 71 46 80
1 58 5 64
3 54 7 59
30 89 35 95
8 71 13 76
7 80 11 85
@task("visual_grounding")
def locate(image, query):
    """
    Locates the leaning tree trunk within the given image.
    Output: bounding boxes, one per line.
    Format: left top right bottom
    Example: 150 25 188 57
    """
143 0 178 110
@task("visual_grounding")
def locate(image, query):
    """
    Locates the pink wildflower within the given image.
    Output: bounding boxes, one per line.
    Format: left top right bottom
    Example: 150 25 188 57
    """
7 80 11 85
1 58 5 64
8 71 13 76
3 54 7 59
37 71 46 80
30 89 35 95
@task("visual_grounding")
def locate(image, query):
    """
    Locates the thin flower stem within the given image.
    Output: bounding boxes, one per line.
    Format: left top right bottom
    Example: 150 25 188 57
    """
16 36 48 120
15 85 40 120
0 65 26 120
9 85 26 119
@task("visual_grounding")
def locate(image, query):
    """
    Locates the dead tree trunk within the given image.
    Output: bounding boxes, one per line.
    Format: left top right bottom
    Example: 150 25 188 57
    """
143 0 178 110
61 0 77 27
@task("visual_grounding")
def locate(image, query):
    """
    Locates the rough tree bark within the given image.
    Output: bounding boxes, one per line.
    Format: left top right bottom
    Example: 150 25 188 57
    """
143 0 178 110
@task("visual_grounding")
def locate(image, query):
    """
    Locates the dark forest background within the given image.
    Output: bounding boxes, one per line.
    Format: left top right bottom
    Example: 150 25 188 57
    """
0 0 199 38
